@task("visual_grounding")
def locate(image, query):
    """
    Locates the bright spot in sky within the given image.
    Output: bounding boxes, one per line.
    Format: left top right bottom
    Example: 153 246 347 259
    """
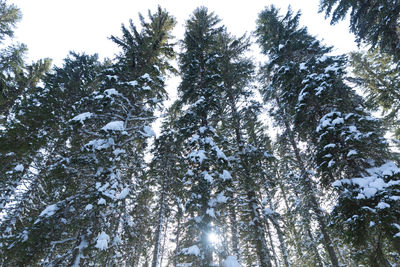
208 232 220 245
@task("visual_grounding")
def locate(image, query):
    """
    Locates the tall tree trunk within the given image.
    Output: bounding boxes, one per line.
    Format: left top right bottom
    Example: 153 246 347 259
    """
277 98 340 267
229 203 240 259
277 179 303 260
265 219 279 267
228 93 272 266
159 214 169 267
248 190 272 267
151 166 168 267
173 202 183 267
267 209 291 267
201 210 213 266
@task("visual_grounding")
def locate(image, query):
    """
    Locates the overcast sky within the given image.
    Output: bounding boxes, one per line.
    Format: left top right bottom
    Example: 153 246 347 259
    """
9 0 356 66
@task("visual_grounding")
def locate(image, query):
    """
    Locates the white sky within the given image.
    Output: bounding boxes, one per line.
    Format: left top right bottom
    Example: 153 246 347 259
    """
9 0 356 66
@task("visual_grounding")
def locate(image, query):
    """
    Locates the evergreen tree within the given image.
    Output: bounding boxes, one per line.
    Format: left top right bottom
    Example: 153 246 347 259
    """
0 52 105 265
0 7 175 266
350 48 400 139
0 0 20 39
0 0 51 118
149 113 184 267
214 30 278 266
2 3 400 266
174 7 237 266
256 5 399 265
319 0 400 59
256 7 343 266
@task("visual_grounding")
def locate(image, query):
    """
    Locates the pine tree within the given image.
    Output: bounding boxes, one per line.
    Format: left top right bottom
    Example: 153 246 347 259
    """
350 48 400 139
0 7 175 266
173 7 238 266
149 112 184 267
256 5 400 265
319 0 400 59
0 0 51 118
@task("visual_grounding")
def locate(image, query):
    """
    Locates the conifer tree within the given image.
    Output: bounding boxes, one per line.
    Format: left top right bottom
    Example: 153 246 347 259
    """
256 7 343 266
214 30 278 266
0 0 51 118
0 0 22 114
0 52 105 265
174 7 238 266
0 7 175 266
256 5 400 265
149 112 184 267
350 48 400 139
319 0 400 59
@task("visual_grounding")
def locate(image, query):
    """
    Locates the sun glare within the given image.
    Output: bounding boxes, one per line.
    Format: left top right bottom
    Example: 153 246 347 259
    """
208 232 220 245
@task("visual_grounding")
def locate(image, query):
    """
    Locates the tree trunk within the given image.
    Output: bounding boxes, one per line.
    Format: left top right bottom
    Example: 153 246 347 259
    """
265 219 279 267
277 98 340 267
229 202 240 259
173 205 182 267
267 212 291 267
248 190 272 267
151 168 167 267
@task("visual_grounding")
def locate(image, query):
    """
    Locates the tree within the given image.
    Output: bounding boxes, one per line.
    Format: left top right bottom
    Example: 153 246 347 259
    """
256 5 399 265
350 48 400 139
319 0 400 59
0 52 105 266
0 7 176 266
0 0 20 39
149 113 184 267
0 0 51 118
256 6 343 266
173 7 238 266
215 30 277 266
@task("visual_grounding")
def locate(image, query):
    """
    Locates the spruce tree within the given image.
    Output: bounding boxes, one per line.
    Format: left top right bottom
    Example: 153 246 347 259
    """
0 7 175 266
0 52 105 265
0 0 51 118
256 5 400 265
149 112 184 267
214 30 278 266
350 48 400 139
319 0 400 59
256 7 343 266
174 7 237 266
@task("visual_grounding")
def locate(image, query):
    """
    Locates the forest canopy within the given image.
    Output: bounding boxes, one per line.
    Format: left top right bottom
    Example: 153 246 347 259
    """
0 1 399 266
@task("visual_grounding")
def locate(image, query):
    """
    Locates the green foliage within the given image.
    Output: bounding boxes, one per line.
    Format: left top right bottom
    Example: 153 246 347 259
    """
0 52 105 266
0 0 21 40
178 6 224 112
331 168 400 265
256 5 398 265
319 0 400 59
0 0 51 118
350 48 400 138
110 6 176 81
1 3 400 266
0 6 176 266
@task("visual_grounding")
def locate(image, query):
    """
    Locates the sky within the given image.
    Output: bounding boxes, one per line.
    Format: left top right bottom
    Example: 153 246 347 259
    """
7 0 358 120
9 0 357 67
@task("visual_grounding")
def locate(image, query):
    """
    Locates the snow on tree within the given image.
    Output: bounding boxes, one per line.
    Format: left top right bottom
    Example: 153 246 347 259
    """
256 5 399 265
173 7 234 266
0 7 175 266
1 2 399 266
